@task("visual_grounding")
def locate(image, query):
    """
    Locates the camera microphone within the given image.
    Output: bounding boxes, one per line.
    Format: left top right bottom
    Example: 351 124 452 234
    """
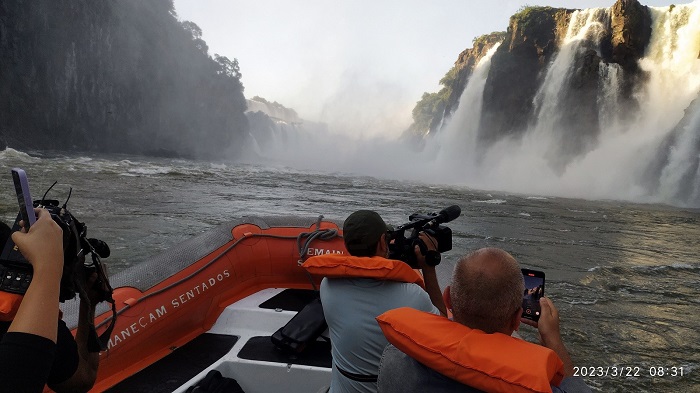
436 205 461 224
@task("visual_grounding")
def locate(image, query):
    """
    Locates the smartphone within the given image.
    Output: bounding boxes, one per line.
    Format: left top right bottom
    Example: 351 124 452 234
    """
521 268 545 322
11 168 36 229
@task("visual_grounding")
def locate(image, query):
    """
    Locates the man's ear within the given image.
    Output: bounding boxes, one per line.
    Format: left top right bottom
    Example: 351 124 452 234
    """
443 285 452 311
376 233 388 257
511 307 523 332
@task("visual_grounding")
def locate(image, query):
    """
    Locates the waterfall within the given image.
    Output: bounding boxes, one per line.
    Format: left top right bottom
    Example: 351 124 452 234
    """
457 3 700 206
245 3 700 208
532 8 611 135
658 100 700 202
597 62 624 133
429 43 502 180
529 8 612 170
242 45 506 180
627 4 700 205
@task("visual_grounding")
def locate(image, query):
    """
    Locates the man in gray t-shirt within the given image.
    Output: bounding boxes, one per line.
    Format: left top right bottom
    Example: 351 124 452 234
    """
317 210 446 393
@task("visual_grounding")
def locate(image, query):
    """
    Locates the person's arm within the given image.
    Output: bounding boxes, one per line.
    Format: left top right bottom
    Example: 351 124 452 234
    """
414 233 447 316
48 276 100 392
0 209 64 393
521 297 592 392
7 209 64 340
536 297 574 377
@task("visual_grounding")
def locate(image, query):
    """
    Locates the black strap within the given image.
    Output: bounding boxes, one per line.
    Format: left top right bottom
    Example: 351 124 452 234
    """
336 365 378 383
79 237 118 352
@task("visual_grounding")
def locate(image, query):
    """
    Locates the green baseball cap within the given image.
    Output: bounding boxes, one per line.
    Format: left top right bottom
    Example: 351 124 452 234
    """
343 210 388 256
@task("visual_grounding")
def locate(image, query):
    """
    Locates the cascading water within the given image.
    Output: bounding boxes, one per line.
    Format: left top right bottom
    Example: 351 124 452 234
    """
427 43 501 181
558 3 700 206
245 3 700 208
433 2 700 207
658 99 700 202
531 8 610 137
642 4 700 204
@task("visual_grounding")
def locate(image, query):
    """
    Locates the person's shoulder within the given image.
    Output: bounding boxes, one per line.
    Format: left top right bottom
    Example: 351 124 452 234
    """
552 376 593 393
378 281 437 312
393 280 431 297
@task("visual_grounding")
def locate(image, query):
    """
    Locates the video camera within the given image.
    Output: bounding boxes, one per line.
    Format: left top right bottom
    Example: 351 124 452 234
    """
40 198 113 303
1 178 117 351
387 205 461 268
1 187 112 304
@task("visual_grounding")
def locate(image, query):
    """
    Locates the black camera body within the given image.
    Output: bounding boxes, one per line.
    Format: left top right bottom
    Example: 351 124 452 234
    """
388 205 461 268
0 199 112 303
1 177 117 352
41 199 112 303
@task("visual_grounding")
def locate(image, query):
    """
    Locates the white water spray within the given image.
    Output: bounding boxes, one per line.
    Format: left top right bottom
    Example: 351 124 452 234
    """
246 3 700 208
438 3 700 206
426 43 502 181
532 8 611 141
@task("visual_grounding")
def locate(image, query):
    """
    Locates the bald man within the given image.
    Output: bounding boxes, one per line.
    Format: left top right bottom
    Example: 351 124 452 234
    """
377 248 591 393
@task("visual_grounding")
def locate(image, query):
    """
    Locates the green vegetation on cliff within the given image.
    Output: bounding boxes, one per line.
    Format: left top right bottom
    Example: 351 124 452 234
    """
511 5 556 32
410 91 448 136
407 31 505 137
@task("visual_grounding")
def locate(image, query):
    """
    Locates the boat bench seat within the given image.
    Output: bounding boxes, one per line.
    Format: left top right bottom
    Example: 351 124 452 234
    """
238 336 332 367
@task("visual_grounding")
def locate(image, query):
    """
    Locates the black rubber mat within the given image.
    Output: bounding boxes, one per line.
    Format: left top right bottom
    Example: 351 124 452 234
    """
106 333 239 393
238 336 332 368
258 288 320 312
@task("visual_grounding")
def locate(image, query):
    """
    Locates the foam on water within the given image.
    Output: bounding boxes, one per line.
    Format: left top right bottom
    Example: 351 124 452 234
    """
472 199 506 204
0 150 698 390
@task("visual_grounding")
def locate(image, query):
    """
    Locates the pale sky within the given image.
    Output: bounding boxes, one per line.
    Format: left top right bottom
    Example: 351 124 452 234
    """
173 0 679 136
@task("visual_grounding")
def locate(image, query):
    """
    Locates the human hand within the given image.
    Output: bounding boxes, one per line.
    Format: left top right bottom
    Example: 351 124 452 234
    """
520 298 563 341
536 297 563 347
526 297 575 377
413 233 438 270
11 208 64 276
83 263 110 307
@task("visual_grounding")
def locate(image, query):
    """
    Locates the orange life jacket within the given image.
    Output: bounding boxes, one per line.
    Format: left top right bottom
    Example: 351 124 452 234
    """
377 307 565 393
302 254 425 288
0 293 23 321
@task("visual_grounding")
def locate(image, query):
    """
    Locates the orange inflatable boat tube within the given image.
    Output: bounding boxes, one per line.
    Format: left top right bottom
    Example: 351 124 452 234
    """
67 217 346 392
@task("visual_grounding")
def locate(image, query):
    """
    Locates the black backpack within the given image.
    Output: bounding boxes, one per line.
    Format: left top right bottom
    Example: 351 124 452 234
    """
186 370 245 393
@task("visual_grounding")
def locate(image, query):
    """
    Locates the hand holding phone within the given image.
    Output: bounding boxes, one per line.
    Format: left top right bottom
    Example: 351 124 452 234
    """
11 168 36 229
521 268 545 322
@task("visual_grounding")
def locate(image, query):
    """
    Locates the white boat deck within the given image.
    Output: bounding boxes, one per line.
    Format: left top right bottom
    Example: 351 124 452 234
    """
172 288 332 393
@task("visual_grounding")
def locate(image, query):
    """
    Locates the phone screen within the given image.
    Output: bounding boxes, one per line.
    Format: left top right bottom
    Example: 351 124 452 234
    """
521 269 545 321
11 168 36 228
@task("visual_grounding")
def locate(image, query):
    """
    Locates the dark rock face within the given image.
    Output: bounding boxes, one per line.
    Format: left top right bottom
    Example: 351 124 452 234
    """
412 0 657 172
480 7 572 144
0 0 249 159
609 0 652 121
611 0 652 71
545 48 603 171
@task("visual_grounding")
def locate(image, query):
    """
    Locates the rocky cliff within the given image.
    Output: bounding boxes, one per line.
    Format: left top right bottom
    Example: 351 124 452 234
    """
0 0 249 159
405 0 700 206
480 6 573 144
406 32 505 138
409 0 653 153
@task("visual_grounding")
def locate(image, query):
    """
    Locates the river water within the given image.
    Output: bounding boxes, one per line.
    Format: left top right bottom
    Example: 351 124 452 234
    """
0 148 697 392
